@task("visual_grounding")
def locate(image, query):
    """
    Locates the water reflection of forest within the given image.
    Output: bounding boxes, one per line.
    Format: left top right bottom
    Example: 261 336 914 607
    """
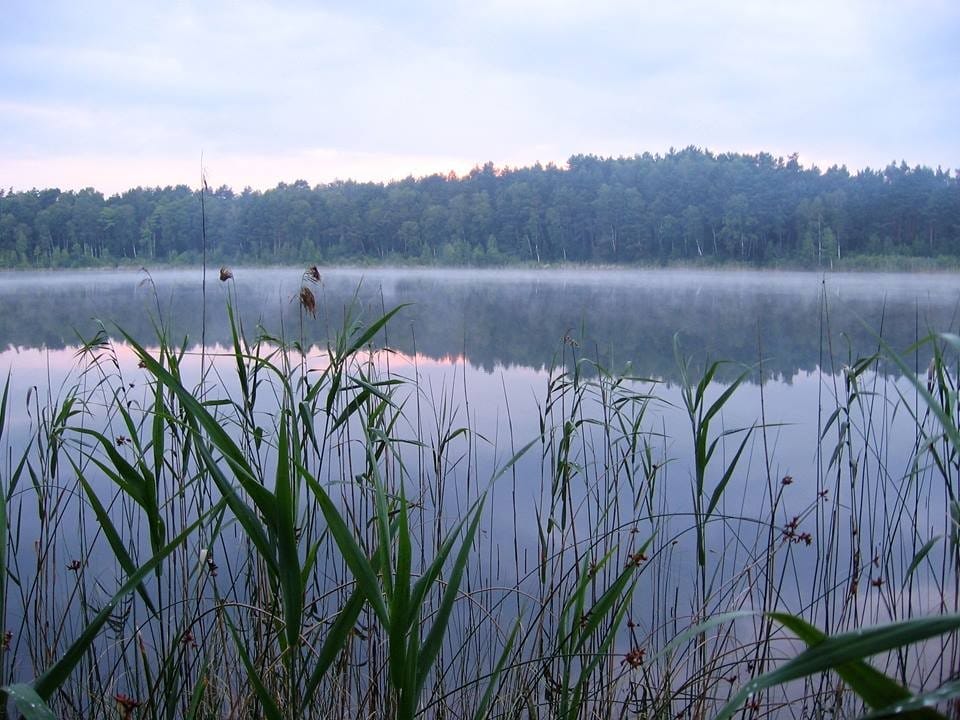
1 268 958 384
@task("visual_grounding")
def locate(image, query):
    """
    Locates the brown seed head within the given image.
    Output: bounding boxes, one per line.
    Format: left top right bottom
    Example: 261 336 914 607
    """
115 693 141 719
299 286 317 317
219 266 233 282
622 647 646 668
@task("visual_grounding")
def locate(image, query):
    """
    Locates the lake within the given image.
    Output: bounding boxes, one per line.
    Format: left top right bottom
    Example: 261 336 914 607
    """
3 266 958 375
1 266 958 717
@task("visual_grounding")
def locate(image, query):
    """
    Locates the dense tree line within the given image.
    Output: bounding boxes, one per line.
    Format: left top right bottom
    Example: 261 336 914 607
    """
1 147 958 268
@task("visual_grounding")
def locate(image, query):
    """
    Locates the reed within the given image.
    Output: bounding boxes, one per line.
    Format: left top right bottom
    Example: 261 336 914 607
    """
0 269 958 718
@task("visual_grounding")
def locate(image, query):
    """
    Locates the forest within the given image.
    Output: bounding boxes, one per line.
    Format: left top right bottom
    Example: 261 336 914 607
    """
1 147 958 268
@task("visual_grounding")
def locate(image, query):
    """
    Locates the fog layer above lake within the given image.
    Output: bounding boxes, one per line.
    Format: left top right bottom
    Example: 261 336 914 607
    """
1 267 958 384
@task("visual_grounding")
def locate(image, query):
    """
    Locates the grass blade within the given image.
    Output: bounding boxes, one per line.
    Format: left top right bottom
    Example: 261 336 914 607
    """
225 613 284 720
32 500 224 700
714 613 960 720
2 683 56 720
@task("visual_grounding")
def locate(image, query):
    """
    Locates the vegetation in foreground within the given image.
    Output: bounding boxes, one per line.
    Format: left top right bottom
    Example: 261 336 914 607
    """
0 268 959 718
2 147 959 270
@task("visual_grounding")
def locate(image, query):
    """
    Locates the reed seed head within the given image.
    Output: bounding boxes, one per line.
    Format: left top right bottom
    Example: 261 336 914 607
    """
299 286 317 317
622 647 645 668
115 693 141 720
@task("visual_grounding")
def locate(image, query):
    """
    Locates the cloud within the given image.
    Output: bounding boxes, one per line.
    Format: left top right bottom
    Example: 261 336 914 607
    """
0 147 487 195
1 0 957 192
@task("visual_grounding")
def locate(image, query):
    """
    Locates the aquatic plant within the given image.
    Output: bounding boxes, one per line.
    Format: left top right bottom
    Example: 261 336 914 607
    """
0 269 957 718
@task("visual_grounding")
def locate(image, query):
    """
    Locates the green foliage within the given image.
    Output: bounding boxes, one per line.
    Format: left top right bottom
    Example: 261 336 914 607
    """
674 338 753 573
2 150 958 268
715 613 960 720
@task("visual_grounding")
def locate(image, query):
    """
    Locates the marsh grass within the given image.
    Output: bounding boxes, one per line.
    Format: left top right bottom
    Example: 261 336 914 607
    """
0 269 958 718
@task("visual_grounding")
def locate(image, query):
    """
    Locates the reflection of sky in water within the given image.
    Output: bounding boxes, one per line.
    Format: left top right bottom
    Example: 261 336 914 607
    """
1 268 957 691
2 268 956 555
2 339 943 572
2 267 959 382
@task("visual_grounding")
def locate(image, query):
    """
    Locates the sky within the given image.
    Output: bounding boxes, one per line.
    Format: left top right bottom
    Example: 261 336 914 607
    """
1 0 958 195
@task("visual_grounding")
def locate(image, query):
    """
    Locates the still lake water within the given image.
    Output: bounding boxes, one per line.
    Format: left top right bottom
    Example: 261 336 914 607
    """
3 265 957 571
2 266 959 542
2 266 957 378
3 265 957 472
1 266 959 706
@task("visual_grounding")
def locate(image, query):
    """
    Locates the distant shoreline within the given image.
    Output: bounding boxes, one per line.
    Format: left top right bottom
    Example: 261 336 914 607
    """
2 254 960 276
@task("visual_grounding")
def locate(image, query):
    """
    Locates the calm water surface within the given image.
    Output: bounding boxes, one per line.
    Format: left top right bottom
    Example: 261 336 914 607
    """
2 267 958 377
2 265 957 569
2 266 958 509
1 267 959 709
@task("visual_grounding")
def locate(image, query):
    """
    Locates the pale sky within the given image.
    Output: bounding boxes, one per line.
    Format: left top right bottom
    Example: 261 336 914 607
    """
2 0 958 194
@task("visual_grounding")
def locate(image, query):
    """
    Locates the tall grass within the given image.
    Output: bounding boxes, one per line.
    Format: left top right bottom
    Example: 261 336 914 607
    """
0 269 958 718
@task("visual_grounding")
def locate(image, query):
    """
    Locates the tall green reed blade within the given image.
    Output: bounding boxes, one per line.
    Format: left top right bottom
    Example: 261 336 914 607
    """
151 378 167 498
120 330 270 505
704 423 755 519
309 415 485 719
194 437 279 578
883 334 960 460
408 437 535 715
301 586 367 707
674 336 751 570
415 495 487 703
714 613 960 720
69 458 158 615
10 499 224 709
301 468 388 625
554 539 646 720
273 412 304 699
224 612 283 720
903 536 942 588
184 662 209 720
1 685 54 720
389 483 413 714
71 428 166 563
305 408 531 719
771 613 934 714
0 374 9 673
471 619 520 720
0 374 26 704
342 304 409 358
0 373 9 444
859 681 960 719
227 303 251 412
120 329 280 576
123 326 327 716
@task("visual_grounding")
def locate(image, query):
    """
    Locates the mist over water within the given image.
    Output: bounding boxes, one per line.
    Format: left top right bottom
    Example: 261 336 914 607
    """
2 267 958 383
4 266 956 546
